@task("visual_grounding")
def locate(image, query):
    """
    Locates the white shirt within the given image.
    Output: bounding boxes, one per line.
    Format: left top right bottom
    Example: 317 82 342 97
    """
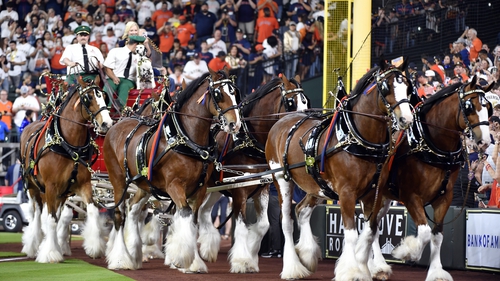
105 22 126 39
90 24 105 41
0 9 18 38
182 60 208 84
47 15 61 32
59 43 104 74
102 35 118 51
104 46 139 82
13 94 40 127
17 43 34 72
136 0 156 25
7 49 26 76
69 21 90 32
62 34 76 48
206 38 227 58
206 0 220 15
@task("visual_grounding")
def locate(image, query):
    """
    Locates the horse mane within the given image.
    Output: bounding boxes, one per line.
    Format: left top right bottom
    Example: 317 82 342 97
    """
175 70 231 108
175 72 211 107
421 82 463 109
349 66 381 102
242 77 283 116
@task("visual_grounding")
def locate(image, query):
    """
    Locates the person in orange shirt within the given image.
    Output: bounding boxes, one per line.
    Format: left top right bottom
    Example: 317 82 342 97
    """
176 15 197 47
415 71 435 99
254 8 279 44
256 0 278 19
152 2 174 29
99 0 116 14
453 61 469 82
89 32 108 54
467 28 482 62
426 56 445 83
158 22 175 67
49 36 67 75
0 90 13 131
208 51 231 72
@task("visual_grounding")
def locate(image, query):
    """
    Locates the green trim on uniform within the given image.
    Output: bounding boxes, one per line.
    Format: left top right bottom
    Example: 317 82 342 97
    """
65 73 98 85
104 78 135 107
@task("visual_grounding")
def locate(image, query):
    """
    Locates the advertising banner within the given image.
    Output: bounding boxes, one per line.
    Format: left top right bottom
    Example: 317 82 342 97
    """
466 210 500 271
325 206 406 261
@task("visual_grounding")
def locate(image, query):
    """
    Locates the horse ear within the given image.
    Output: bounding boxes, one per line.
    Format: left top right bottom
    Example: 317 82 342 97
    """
94 74 100 86
470 74 477 86
294 75 301 84
223 65 230 77
208 67 217 79
485 81 495 92
378 57 388 70
77 76 86 87
282 73 289 85
399 57 409 72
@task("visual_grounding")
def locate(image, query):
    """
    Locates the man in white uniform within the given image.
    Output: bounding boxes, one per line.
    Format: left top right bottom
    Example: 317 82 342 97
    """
6 41 26 88
103 35 145 107
60 26 105 85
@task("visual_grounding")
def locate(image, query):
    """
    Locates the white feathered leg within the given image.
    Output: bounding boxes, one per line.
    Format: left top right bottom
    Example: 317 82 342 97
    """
164 208 197 269
124 200 146 269
246 190 270 272
57 205 73 256
425 232 453 281
228 214 254 273
295 204 321 272
392 224 431 262
106 226 136 270
268 162 311 280
367 200 392 280
197 192 222 262
82 203 106 258
36 214 64 263
141 214 165 260
22 198 42 258
334 229 371 281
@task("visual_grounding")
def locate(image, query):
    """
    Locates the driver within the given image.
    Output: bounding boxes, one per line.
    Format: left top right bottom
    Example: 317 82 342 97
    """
60 26 105 85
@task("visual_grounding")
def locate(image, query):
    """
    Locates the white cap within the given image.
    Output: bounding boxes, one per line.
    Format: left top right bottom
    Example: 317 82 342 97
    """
425 70 435 77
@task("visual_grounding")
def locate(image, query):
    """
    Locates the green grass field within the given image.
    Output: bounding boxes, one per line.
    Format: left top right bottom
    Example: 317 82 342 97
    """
0 259 132 280
0 233 130 281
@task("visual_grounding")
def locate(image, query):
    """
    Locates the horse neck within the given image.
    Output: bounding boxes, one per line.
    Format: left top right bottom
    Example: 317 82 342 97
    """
178 85 213 146
247 89 281 144
422 95 462 150
350 91 389 143
58 93 89 146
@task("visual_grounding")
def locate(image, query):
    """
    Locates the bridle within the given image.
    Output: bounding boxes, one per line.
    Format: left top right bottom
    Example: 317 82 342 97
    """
457 85 491 138
75 84 109 129
280 81 306 112
208 76 239 128
373 68 412 130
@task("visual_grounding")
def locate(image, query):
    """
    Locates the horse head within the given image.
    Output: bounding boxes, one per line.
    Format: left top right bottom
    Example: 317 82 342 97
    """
208 67 241 134
377 59 414 130
76 76 113 134
458 75 493 146
280 74 309 112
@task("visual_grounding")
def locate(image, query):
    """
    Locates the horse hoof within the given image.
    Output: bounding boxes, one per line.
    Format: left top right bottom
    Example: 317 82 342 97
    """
374 272 390 281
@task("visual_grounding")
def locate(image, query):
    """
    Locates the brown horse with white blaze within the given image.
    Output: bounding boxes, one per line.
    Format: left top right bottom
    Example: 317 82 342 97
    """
265 61 414 280
361 76 492 281
20 76 112 263
196 75 309 273
103 68 241 271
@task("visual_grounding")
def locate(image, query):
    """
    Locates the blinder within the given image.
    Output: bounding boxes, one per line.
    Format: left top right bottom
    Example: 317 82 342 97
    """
459 86 491 130
77 84 108 121
280 82 305 112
